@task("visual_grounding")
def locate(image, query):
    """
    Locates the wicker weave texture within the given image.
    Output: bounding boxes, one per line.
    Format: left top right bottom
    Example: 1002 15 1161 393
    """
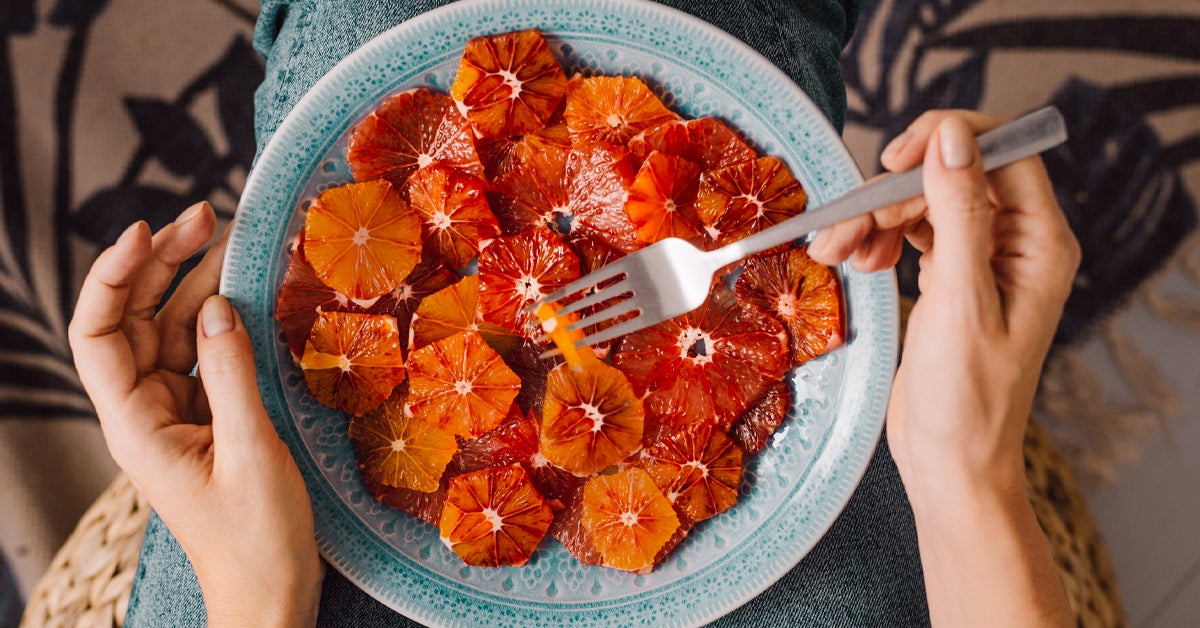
20 474 148 628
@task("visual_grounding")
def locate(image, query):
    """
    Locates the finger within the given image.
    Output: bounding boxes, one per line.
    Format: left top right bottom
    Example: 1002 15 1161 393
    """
124 202 218 374
851 226 905 273
195 296 280 460
69 222 152 413
881 110 1008 174
905 219 934 253
922 116 999 299
807 213 875 265
157 226 230 374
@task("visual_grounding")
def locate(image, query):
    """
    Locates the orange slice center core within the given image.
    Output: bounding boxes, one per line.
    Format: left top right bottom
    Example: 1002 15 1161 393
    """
619 510 639 527
482 507 505 532
390 438 406 452
430 210 453 231
417 153 434 168
776 293 798 318
605 113 623 128
338 355 352 372
678 327 713 365
517 275 541 301
454 379 473 395
497 70 522 98
575 403 604 432
352 227 371 246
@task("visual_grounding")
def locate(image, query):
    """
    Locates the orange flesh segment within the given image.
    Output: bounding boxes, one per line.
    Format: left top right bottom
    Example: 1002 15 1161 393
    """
450 29 568 139
439 465 554 567
303 179 424 301
533 302 585 370
405 331 522 438
349 392 458 493
299 311 407 417
580 467 680 571
539 359 644 475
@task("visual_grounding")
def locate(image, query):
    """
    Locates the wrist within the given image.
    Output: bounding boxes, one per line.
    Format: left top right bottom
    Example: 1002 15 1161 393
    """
199 557 323 628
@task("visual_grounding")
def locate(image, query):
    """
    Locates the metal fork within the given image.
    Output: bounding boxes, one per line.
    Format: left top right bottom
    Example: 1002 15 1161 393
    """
534 106 1068 354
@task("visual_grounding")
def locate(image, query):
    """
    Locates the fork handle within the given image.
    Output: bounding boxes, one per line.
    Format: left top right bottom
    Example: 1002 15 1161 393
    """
707 106 1069 266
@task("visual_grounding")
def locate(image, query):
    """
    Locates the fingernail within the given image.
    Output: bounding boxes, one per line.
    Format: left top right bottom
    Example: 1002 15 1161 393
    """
201 295 234 337
116 221 146 247
880 129 911 164
174 201 208 225
939 118 975 169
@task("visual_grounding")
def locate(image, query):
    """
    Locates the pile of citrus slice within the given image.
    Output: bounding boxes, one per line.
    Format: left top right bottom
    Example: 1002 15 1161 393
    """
275 29 845 572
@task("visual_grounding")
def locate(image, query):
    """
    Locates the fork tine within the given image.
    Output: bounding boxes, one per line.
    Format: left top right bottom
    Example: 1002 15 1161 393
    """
566 299 639 332
537 259 632 306
574 315 651 349
538 347 563 360
556 281 633 317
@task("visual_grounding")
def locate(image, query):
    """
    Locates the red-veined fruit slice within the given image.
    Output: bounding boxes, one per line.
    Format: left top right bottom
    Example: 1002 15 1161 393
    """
539 358 644 475
275 235 364 358
565 140 642 253
580 467 680 571
612 283 788 429
477 120 570 181
488 137 571 236
505 341 553 418
548 492 603 566
735 247 844 365
409 275 522 356
364 249 458 347
407 164 501 268
729 381 791 454
349 390 457 493
300 311 407 416
365 474 447 525
347 88 483 191
568 232 624 275
450 29 568 139
303 179 423 301
628 117 756 171
623 150 704 244
406 331 522 438
563 76 678 146
695 156 808 248
527 451 588 511
450 404 538 475
638 421 742 523
439 464 554 567
477 227 580 339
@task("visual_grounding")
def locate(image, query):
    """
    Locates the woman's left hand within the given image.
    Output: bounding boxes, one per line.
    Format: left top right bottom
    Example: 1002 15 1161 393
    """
68 202 323 627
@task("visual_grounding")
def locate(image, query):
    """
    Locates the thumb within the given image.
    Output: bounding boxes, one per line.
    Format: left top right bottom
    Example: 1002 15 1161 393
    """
923 116 998 293
196 295 278 456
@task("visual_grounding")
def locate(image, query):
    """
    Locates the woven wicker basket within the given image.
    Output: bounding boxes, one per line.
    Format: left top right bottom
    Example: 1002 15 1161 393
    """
20 474 148 628
20 422 1124 627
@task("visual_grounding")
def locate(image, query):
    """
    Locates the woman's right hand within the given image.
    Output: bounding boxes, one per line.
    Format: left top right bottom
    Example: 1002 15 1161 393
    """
808 111 1079 627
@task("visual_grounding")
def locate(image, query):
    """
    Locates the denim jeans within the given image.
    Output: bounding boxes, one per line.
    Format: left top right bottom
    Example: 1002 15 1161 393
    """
126 1 929 625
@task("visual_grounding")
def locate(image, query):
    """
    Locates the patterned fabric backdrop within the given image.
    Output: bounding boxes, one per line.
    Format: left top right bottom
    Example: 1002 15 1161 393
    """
0 0 1197 620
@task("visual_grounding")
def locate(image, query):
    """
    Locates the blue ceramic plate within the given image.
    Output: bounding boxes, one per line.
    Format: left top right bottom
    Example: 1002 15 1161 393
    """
222 0 898 625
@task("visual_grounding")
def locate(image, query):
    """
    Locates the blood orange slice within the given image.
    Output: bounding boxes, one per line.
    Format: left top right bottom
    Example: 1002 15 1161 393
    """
450 29 568 139
366 474 447 526
548 493 604 566
407 164 500 269
563 76 678 146
489 138 571 236
410 275 522 355
275 237 364 358
406 331 522 438
735 247 844 365
349 390 457 493
303 179 423 301
451 405 538 475
580 467 680 571
539 358 644 475
639 421 742 523
612 283 788 429
478 120 570 181
696 156 808 248
628 117 756 171
565 140 642 253
439 464 554 567
300 311 407 416
477 227 580 339
347 88 483 191
623 150 704 244
729 381 791 454
364 249 458 347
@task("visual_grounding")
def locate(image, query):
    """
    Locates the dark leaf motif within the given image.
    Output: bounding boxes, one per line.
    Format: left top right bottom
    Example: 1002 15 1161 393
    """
0 0 37 34
213 36 265 168
48 0 110 28
124 97 218 178
929 17 1200 60
877 51 987 168
73 185 187 247
1042 79 1196 345
1109 75 1200 118
878 0 922 90
927 0 986 30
